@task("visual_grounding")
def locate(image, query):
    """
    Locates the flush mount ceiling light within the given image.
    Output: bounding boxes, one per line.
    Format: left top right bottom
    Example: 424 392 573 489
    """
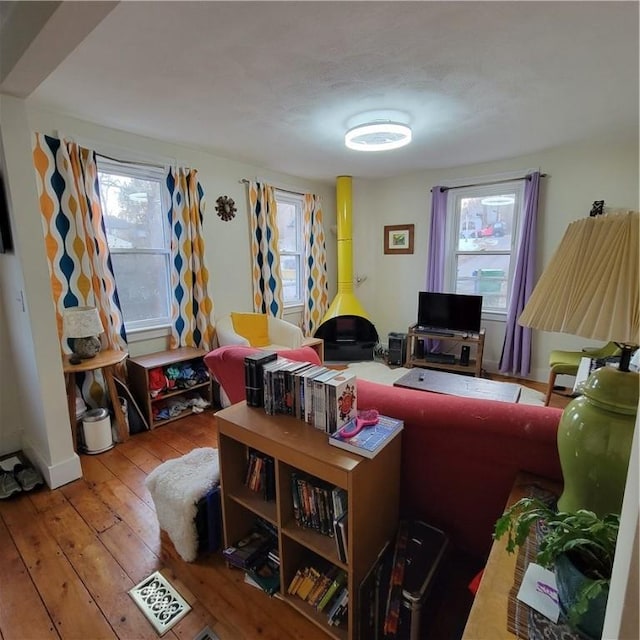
481 195 515 206
345 121 412 152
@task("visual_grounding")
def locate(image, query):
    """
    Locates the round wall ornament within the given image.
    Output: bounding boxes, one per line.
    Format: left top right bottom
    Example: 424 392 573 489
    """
215 196 237 221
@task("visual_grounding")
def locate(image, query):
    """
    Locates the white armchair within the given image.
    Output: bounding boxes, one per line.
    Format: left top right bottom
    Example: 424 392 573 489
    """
215 313 304 350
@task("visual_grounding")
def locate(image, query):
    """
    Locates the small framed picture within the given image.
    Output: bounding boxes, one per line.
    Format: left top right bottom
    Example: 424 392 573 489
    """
384 224 414 255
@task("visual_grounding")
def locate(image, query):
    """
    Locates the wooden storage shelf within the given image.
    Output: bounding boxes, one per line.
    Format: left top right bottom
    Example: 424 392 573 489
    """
127 347 212 429
216 402 402 640
405 325 486 377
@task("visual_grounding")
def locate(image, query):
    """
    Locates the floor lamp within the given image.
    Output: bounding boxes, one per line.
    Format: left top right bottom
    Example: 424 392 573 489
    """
519 210 639 516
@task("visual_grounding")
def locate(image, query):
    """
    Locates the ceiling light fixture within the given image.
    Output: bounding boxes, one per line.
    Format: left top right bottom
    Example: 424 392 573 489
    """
345 121 412 152
481 195 515 206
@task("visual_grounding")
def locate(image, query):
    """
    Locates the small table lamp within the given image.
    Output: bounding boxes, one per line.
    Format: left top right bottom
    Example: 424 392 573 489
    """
63 306 104 360
519 210 639 516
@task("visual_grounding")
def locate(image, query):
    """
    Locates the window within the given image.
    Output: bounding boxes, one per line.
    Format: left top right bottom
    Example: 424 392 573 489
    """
445 181 525 315
97 159 172 331
275 191 304 307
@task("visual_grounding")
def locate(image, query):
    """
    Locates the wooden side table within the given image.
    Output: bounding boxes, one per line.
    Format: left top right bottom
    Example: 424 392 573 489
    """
462 471 561 639
63 349 129 452
302 336 324 363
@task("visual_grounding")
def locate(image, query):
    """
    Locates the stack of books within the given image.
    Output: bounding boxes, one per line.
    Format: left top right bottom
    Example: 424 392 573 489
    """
223 518 280 596
259 358 358 435
287 564 348 626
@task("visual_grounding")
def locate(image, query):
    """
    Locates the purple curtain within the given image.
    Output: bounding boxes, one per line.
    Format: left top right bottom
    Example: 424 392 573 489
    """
499 172 540 376
425 187 448 352
426 187 448 291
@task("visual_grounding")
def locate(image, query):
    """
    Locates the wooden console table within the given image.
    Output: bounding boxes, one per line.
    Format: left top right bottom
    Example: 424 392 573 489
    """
462 471 562 639
63 349 129 452
405 326 485 377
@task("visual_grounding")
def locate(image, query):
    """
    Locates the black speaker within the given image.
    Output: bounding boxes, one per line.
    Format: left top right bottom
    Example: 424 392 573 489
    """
388 332 407 366
460 345 471 366
415 338 425 359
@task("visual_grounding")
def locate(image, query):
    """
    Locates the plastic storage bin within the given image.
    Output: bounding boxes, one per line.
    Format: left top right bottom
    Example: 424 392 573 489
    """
82 408 114 454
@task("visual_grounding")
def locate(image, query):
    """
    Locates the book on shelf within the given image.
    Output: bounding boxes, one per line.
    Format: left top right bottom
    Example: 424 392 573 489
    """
244 351 277 407
328 414 404 459
324 371 357 434
244 450 275 501
313 369 342 431
222 519 276 569
333 510 348 563
316 569 347 612
295 364 325 420
304 366 329 424
246 553 280 596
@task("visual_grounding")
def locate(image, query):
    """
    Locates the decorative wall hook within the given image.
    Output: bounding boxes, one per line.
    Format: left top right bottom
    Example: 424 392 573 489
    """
590 200 605 217
215 196 237 221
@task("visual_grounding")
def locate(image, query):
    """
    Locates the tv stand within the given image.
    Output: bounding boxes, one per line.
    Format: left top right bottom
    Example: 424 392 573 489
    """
405 325 485 377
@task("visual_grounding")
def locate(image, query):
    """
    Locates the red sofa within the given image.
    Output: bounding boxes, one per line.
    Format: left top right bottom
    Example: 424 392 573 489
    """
204 346 563 561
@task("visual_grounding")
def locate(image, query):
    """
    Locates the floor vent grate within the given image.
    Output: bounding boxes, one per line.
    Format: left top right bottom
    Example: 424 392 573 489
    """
129 570 191 635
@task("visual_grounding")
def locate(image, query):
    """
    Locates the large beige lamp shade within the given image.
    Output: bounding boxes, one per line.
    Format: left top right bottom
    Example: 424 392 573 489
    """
519 211 639 345
519 211 639 517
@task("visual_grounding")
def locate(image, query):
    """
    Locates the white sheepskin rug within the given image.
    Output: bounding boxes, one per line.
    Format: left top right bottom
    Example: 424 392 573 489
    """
145 447 220 562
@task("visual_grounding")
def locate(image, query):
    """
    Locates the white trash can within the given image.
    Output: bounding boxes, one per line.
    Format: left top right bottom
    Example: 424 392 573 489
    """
82 408 114 454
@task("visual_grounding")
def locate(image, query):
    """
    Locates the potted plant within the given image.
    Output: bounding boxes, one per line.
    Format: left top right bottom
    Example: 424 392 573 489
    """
493 497 620 640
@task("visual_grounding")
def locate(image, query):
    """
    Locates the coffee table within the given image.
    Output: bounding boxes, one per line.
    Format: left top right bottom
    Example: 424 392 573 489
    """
393 367 521 403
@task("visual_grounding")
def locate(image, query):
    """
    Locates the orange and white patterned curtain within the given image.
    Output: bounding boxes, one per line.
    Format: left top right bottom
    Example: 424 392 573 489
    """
248 181 284 317
302 193 328 335
166 167 215 350
32 133 127 405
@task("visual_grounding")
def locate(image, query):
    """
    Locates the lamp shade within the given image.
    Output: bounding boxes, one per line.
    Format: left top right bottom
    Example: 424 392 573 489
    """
519 211 639 517
63 306 104 338
519 211 639 344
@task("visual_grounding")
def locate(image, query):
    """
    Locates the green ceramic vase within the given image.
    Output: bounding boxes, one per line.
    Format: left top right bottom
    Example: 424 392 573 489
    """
557 367 638 517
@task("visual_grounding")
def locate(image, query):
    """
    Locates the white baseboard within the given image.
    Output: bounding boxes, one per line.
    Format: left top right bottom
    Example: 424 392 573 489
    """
22 442 82 490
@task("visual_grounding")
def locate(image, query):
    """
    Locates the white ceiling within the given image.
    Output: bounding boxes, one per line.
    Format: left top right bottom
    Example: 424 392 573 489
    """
2 1 638 181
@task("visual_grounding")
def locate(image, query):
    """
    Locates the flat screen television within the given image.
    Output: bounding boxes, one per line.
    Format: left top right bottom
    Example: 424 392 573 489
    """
417 291 483 334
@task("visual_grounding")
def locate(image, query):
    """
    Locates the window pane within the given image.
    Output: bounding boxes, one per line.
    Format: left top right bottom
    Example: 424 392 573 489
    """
98 173 166 250
456 254 511 310
457 193 515 252
277 202 299 252
110 253 171 324
281 254 301 303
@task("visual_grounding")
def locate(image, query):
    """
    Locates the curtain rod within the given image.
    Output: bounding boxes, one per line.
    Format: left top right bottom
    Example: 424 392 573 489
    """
431 173 548 193
96 152 166 170
240 178 304 197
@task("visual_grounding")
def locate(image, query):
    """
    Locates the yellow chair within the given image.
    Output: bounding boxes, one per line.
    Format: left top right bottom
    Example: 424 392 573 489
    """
545 342 621 406
215 312 303 350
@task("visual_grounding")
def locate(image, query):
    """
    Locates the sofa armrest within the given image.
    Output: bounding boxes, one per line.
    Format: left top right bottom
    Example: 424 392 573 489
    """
268 316 303 348
215 315 251 347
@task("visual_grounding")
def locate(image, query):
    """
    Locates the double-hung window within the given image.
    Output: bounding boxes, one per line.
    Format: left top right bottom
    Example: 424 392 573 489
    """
97 159 172 331
445 181 524 316
274 190 304 307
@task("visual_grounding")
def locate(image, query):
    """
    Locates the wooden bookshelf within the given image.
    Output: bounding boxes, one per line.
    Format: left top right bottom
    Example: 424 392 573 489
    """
216 402 402 639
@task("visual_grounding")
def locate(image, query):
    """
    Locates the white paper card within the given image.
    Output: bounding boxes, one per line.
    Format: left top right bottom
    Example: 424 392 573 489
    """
516 562 560 623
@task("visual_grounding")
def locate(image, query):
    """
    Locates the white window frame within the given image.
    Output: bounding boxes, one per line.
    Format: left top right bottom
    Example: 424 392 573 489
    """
97 157 172 333
275 190 304 308
444 180 525 321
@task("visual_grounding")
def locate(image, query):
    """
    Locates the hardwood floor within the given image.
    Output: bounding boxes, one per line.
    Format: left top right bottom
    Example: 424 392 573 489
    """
0 414 321 640
0 378 569 640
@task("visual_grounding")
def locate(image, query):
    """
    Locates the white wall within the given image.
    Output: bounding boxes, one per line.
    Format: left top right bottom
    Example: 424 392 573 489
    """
352 134 639 380
0 96 81 487
0 96 336 483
